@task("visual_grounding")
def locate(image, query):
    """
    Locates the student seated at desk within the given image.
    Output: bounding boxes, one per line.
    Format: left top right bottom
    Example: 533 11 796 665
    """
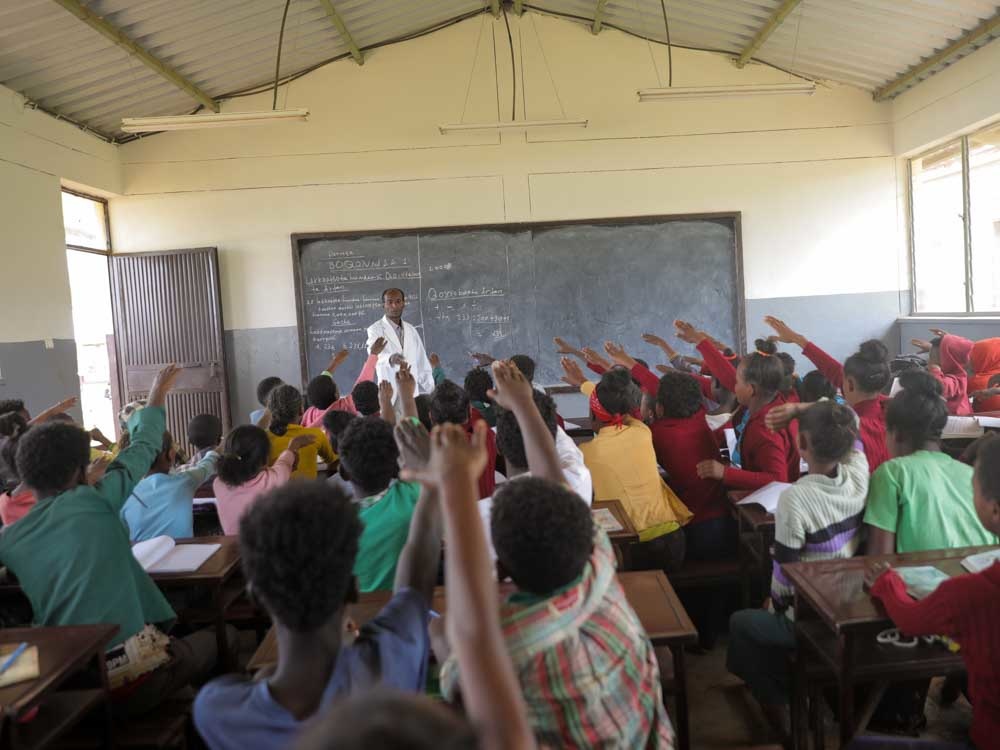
121 430 219 541
0 365 222 716
429 380 496 499
567 365 691 571
865 370 998 554
250 376 283 425
727 402 868 733
867 434 1000 750
194 470 440 750
301 339 387 427
265 384 336 480
351 381 381 418
675 322 801 492
213 425 314 535
0 413 36 525
463 367 497 427
321 410 358 499
423 366 674 748
182 414 222 468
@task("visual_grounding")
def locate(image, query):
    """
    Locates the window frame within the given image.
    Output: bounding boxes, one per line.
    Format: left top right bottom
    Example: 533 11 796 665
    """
908 120 1000 316
62 187 112 256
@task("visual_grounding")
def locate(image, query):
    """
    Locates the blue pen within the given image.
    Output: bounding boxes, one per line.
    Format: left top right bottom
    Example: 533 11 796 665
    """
0 642 28 676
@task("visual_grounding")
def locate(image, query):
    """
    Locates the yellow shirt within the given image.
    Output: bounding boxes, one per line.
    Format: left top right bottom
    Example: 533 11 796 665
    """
579 383 692 541
267 424 337 480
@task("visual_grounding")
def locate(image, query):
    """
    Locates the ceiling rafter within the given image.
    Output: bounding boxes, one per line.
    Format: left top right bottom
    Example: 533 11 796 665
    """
873 8 1000 100
490 0 500 18
591 0 611 35
49 0 219 112
734 0 804 68
317 0 364 65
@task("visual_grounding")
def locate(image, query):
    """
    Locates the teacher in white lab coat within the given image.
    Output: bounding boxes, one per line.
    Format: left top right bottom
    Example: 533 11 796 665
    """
365 288 435 403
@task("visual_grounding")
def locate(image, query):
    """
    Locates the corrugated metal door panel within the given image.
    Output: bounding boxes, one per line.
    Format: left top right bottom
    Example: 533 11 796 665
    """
109 247 230 456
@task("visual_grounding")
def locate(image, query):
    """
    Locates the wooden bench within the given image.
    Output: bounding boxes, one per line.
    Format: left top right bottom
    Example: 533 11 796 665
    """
667 557 750 608
53 696 191 750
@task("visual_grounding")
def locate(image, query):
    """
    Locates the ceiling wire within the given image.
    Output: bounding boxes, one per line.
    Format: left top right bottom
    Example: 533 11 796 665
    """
659 0 673 87
529 13 567 119
459 12 487 123
273 0 293 110
636 0 662 87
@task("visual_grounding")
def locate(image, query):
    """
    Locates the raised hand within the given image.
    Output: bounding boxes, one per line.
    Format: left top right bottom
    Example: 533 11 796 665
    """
674 320 707 346
148 364 182 408
327 348 350 371
911 338 932 354
469 352 496 367
580 347 612 371
388 353 406 367
765 402 807 431
401 421 489 488
604 341 637 369
695 459 726 481
429 352 441 369
764 316 806 348
394 418 431 473
560 357 587 388
655 364 671 375
553 337 584 357
288 433 317 452
378 380 396 423
396 362 416 398
88 427 113 448
369 337 388 357
487 360 534 412
928 327 949 338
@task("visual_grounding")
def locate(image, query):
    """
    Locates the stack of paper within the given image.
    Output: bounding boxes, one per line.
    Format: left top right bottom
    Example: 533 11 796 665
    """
736 482 792 515
961 549 1000 574
896 566 950 600
942 417 984 440
592 508 624 533
132 536 219 574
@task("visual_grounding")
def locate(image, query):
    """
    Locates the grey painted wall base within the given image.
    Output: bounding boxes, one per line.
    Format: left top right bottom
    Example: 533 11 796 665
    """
0 339 81 420
224 326 302 425
746 290 906 373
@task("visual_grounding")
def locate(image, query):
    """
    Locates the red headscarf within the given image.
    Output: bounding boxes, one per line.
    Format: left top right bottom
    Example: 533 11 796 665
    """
589 388 642 428
938 334 974 376
970 338 1000 412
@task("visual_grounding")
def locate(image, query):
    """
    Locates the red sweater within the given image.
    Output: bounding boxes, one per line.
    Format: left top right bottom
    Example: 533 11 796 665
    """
802 341 889 472
871 563 1000 749
697 341 800 491
466 408 497 499
629 364 728 523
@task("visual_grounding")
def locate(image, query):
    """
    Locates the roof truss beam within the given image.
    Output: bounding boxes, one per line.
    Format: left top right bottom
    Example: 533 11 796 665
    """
49 0 219 112
873 10 1000 101
317 0 363 65
513 0 524 15
489 0 500 18
591 0 611 34
735 0 804 68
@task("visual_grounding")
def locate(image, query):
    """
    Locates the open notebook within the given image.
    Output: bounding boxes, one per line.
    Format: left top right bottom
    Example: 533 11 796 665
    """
736 481 792 515
132 536 220 574
961 549 1000 574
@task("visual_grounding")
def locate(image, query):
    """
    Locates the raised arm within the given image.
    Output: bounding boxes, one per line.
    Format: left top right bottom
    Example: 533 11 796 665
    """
764 316 844 389
353 337 386 387
605 341 658 397
29 396 78 426
402 423 536 750
322 348 350 377
490 361 565 485
866 563 959 637
392 420 442 603
641 332 679 362
580 347 612 375
396 364 419 421
378 381 397 426
676 320 738 393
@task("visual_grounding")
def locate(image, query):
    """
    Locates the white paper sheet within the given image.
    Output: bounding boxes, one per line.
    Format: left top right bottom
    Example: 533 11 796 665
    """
592 507 624 533
961 549 1000 574
942 416 984 439
146 544 220 574
736 481 792 515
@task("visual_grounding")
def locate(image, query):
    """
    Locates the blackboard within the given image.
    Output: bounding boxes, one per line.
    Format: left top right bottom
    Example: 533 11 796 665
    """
292 214 744 391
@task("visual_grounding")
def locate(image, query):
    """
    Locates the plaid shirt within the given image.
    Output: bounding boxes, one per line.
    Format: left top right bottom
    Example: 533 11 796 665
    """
441 530 674 749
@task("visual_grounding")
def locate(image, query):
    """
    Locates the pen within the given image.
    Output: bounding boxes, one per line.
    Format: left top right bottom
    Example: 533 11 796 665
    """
0 643 28 676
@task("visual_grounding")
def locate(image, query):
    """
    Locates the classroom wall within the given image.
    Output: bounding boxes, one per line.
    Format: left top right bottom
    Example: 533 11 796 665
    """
108 12 906 419
0 84 120 415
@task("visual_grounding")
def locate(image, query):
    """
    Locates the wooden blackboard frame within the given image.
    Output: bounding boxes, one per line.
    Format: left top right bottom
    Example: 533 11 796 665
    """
290 212 745 386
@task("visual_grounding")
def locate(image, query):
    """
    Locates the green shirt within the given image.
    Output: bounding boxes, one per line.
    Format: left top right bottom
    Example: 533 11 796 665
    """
0 406 175 647
354 481 420 593
864 450 998 553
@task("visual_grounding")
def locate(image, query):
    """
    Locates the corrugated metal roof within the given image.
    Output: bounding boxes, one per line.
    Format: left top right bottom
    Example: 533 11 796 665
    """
1 0 998 141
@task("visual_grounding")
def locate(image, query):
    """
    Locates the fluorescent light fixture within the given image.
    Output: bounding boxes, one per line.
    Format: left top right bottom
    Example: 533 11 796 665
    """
121 108 310 133
438 118 588 134
637 83 816 101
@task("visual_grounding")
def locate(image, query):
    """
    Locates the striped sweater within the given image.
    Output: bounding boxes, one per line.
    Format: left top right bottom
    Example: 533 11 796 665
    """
771 448 869 617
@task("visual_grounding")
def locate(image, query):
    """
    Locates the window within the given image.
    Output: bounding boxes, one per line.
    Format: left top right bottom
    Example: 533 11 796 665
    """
909 120 1000 313
62 189 109 252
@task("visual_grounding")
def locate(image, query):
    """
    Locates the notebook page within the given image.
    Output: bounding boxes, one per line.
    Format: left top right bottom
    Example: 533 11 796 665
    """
146 543 220 574
736 482 792 515
131 536 176 571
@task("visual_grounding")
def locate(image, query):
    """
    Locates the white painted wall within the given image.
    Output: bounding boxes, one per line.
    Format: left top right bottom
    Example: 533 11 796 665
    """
111 12 902 334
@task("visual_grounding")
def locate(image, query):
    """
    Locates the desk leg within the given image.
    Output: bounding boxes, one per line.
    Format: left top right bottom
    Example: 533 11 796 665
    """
838 634 856 748
670 645 690 750
213 584 235 673
92 650 114 749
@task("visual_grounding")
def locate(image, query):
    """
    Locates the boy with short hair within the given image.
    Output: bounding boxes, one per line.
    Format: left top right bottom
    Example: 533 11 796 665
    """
351 381 381 417
338 417 420 591
429 380 497 499
251 376 283 425
185 414 222 465
194 447 440 750
0 365 221 715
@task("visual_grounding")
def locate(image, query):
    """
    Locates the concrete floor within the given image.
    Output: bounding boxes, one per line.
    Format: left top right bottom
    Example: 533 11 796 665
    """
683 637 974 749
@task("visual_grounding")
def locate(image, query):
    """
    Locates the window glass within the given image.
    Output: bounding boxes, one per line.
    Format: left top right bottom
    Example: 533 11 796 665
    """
969 122 1000 312
62 191 109 250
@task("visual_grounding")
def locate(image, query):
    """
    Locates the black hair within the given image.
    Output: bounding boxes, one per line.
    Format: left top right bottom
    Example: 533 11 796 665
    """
463 368 494 403
0 400 25 417
740 339 787 396
187 413 222 450
496 391 557 469
381 288 406 302
798 401 857 463
267 384 304 437
239 482 362 631
321 410 358 453
491 477 594 595
843 339 891 394
294 689 477 750
338 417 399 493
0 413 30 489
594 368 640 416
306 375 339 411
886 369 948 450
776 352 798 395
256 376 284 408
634 357 649 370
15 422 91 494
414 395 432 430
509 354 536 383
429 381 470 426
799 370 838 403
656 371 703 419
351 381 380 417
46 413 75 424
217 425 272 487
974 434 1000 504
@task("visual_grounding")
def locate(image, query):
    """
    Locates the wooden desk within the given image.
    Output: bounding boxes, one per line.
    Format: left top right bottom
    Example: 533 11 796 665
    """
784 546 997 748
591 500 639 570
247 570 697 749
729 492 775 597
0 624 118 750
